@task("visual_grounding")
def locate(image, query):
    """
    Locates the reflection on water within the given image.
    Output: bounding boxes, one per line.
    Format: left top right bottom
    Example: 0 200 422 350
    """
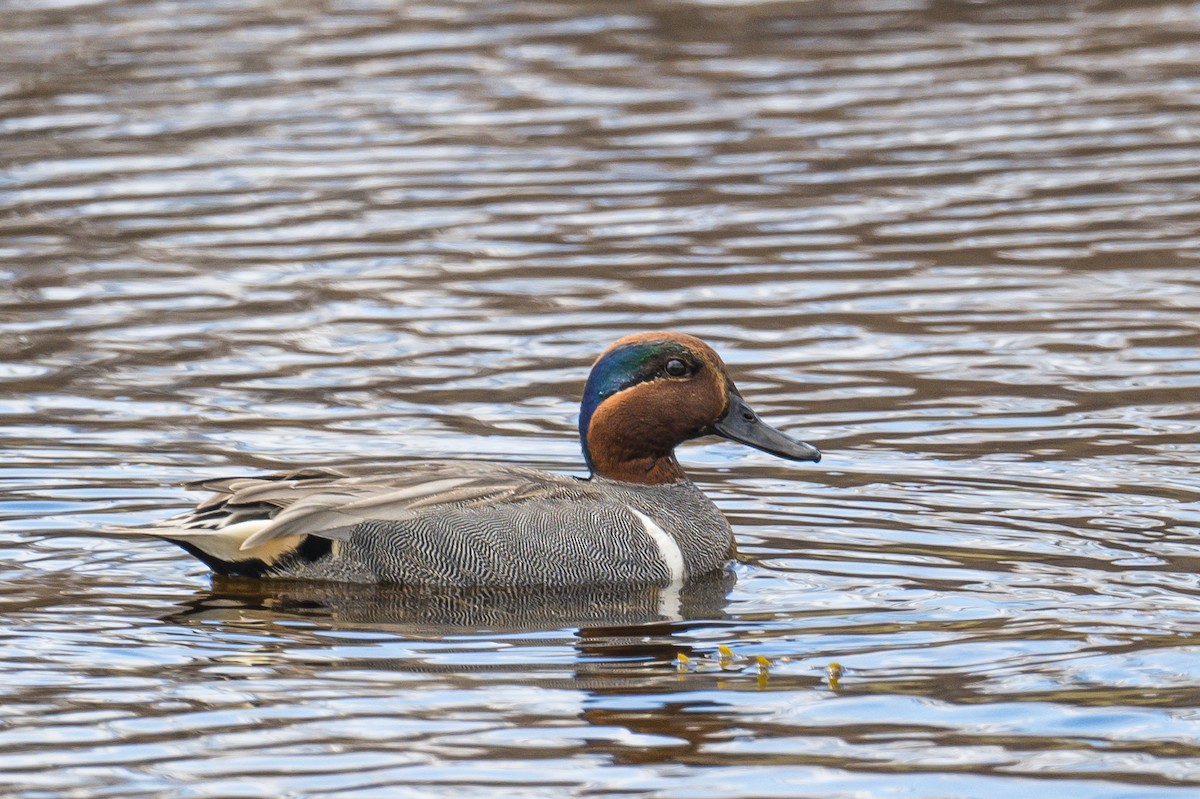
176 572 733 631
3 0 1200 796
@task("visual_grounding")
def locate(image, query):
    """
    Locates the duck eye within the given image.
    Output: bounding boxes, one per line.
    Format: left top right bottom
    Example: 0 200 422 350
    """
665 358 689 378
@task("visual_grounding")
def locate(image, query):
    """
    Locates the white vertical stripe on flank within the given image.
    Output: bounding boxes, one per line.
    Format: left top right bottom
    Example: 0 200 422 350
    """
629 508 686 585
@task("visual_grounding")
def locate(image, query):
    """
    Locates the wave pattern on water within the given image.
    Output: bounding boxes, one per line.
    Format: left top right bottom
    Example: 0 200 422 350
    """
3 0 1200 796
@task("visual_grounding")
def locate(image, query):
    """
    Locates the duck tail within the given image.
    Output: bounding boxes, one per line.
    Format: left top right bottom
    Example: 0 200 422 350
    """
104 519 305 578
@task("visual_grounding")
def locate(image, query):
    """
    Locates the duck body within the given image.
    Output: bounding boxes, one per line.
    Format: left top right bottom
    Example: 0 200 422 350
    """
137 332 821 587
164 462 733 586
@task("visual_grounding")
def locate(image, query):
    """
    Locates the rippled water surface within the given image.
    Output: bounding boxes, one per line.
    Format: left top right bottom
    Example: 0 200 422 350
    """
4 0 1200 796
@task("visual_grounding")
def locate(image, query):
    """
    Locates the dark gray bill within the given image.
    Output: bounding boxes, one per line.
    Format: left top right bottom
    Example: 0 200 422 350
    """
711 393 821 463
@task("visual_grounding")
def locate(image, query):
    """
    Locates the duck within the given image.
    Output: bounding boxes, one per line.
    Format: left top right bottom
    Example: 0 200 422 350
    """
133 332 821 587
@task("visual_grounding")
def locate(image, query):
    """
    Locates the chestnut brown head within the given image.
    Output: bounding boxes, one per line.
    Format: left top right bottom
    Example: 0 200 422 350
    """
578 332 820 484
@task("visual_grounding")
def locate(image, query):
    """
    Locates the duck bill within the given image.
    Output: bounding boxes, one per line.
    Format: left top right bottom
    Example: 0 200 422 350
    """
711 393 821 463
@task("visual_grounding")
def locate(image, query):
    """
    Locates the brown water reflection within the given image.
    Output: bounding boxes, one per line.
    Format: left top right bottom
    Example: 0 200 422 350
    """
3 0 1200 796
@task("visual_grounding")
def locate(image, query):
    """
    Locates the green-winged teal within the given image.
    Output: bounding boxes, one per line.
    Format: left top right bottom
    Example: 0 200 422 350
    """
135 332 821 586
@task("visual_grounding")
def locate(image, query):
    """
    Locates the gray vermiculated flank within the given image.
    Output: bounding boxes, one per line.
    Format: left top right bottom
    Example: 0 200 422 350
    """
279 479 733 587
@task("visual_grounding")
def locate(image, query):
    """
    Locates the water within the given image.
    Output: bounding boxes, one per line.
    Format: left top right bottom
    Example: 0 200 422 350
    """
3 0 1200 796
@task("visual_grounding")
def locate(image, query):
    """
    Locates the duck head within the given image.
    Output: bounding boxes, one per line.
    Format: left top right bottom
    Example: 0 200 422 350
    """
579 332 821 484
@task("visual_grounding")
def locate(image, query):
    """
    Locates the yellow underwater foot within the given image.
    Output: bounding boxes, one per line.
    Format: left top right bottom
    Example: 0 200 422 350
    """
673 646 847 690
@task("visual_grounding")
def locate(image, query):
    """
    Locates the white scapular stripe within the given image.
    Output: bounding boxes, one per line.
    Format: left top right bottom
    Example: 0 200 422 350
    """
629 508 686 584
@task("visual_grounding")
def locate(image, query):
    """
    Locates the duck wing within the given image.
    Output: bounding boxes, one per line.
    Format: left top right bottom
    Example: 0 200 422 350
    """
178 462 599 551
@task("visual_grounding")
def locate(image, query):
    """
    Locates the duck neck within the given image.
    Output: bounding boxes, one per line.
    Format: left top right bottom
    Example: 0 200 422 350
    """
582 417 689 485
580 374 707 486
589 450 688 485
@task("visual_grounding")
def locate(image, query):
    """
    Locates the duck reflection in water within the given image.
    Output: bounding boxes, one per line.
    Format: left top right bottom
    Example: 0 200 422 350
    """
173 569 734 631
